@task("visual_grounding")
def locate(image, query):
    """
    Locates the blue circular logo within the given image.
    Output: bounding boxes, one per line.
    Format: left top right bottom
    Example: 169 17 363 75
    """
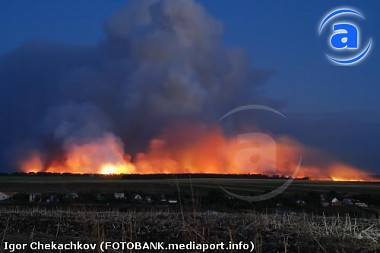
318 7 373 66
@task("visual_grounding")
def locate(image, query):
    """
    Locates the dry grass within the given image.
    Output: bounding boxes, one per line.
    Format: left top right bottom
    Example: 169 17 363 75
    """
0 208 379 252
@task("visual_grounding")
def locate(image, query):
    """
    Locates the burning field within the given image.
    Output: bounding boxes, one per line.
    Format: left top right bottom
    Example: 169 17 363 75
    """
0 0 377 182
1 1 379 253
0 0 371 183
19 123 374 182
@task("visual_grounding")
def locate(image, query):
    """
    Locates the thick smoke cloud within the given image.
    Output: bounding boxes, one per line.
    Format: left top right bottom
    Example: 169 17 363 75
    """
1 0 378 175
0 0 271 171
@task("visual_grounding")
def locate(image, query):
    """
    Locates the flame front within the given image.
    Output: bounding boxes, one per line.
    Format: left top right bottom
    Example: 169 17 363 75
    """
19 151 44 173
19 123 374 181
20 134 135 175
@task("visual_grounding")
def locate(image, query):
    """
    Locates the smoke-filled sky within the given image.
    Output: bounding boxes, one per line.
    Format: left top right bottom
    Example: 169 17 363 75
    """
0 0 379 174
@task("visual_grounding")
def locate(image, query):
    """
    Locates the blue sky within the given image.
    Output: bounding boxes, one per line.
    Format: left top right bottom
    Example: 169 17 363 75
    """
1 0 379 114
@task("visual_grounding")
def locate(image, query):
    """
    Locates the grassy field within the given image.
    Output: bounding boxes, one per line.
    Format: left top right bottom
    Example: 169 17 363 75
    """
0 175 380 195
0 176 380 252
0 209 379 253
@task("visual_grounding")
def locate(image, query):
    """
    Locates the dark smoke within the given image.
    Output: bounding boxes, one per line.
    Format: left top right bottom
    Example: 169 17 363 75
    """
0 0 271 171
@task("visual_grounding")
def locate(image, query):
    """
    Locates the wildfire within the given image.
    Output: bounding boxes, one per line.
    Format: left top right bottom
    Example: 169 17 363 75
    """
19 151 44 173
20 134 135 175
19 123 374 182
99 163 134 175
328 163 372 182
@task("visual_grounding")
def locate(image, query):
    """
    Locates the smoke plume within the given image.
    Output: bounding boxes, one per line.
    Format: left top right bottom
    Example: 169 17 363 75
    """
0 0 374 180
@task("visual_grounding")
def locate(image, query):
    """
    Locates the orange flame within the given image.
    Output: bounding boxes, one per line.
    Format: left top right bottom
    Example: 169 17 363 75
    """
22 134 135 175
19 123 374 181
19 151 44 173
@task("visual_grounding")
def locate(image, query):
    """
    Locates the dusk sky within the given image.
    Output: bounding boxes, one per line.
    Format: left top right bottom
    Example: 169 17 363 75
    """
1 0 379 113
0 0 379 174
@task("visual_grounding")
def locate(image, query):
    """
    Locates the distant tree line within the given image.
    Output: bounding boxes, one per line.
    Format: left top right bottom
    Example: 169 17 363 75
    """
0 172 311 180
121 173 310 180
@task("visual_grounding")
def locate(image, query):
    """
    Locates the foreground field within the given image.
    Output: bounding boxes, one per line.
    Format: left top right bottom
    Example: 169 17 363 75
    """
0 209 379 253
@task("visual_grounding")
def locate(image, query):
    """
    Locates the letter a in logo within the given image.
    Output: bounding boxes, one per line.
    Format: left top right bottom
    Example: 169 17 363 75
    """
331 23 358 49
